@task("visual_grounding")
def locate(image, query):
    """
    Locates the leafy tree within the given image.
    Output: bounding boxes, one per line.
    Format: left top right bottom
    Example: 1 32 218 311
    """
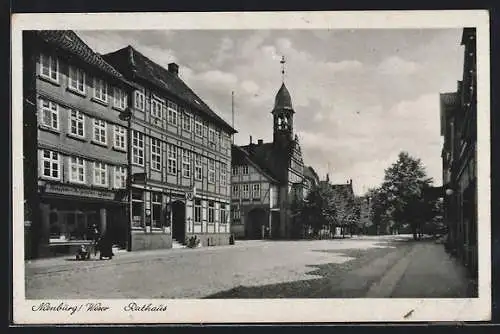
293 182 337 238
377 151 434 240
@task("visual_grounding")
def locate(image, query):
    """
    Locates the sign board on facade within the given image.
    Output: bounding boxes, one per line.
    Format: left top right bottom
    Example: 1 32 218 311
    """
44 183 115 200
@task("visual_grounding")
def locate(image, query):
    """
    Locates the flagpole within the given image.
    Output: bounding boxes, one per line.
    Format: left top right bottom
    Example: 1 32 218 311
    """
231 91 235 145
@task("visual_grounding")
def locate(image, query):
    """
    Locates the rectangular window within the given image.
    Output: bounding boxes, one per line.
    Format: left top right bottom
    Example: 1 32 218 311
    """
208 201 215 223
167 143 177 175
252 183 261 199
221 133 227 149
113 87 127 110
182 149 191 178
68 66 85 93
114 166 127 189
132 189 144 228
41 150 60 180
152 192 162 228
113 125 126 151
232 185 239 197
194 199 202 224
151 137 162 171
132 131 144 166
242 165 249 175
242 184 250 199
195 120 203 137
220 163 227 186
167 101 178 126
232 166 238 176
215 130 221 148
69 110 85 138
94 78 108 103
232 204 240 220
208 159 215 184
40 54 58 82
134 89 145 111
151 98 164 126
93 162 108 187
182 111 192 132
93 119 107 145
39 99 59 130
69 156 85 184
209 128 215 145
220 208 227 225
194 154 202 180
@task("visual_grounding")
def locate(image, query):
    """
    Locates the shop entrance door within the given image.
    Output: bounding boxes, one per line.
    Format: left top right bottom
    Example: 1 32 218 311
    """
172 200 186 243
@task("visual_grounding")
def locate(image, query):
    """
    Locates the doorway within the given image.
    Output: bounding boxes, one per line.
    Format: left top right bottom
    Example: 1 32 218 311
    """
247 208 267 239
172 200 186 243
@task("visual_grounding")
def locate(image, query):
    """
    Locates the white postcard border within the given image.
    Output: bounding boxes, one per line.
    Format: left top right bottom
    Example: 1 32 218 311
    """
11 10 491 324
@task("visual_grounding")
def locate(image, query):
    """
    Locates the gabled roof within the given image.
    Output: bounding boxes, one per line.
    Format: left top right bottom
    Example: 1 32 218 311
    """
239 141 286 183
330 183 355 200
103 46 236 134
34 30 126 82
232 145 279 183
303 166 319 184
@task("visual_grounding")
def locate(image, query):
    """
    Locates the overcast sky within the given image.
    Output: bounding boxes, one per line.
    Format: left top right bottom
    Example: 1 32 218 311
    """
77 29 465 195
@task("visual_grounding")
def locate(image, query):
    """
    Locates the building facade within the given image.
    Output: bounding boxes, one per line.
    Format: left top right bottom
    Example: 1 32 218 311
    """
440 28 477 278
23 30 135 258
230 79 306 239
103 46 237 250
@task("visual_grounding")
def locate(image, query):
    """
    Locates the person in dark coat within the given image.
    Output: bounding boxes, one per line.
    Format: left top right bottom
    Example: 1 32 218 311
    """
99 230 113 260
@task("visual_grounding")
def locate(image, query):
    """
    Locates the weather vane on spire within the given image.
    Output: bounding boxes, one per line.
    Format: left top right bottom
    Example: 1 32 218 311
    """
280 55 286 83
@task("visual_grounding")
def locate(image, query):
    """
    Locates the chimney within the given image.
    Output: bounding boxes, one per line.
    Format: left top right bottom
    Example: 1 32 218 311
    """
168 62 179 76
350 179 352 185
257 139 263 145
249 135 253 145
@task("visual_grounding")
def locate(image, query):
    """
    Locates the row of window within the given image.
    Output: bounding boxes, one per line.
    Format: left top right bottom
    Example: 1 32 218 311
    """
39 98 127 150
40 54 128 109
131 131 228 185
232 165 249 176
134 90 230 149
41 149 127 188
193 199 229 225
232 183 261 199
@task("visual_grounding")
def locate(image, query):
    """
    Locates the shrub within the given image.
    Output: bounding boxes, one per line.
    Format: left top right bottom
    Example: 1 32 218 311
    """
186 235 201 248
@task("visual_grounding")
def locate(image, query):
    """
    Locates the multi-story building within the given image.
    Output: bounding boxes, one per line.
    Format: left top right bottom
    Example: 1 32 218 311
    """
231 73 305 239
103 46 237 250
440 27 477 278
23 30 136 258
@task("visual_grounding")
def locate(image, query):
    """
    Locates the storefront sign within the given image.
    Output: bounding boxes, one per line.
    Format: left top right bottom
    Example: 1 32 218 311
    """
44 183 116 200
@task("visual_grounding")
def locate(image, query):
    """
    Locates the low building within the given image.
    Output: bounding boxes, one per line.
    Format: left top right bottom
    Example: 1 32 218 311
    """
440 28 477 278
23 30 136 258
103 46 237 250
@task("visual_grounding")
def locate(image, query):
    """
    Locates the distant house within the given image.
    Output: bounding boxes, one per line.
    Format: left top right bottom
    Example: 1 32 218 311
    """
329 180 358 236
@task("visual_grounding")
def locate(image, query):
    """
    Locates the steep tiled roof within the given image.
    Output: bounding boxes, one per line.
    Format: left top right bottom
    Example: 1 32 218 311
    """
240 142 284 183
103 46 236 134
35 30 125 80
232 145 279 183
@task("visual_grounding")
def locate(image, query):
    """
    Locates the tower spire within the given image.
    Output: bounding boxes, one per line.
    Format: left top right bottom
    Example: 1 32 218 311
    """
280 55 286 83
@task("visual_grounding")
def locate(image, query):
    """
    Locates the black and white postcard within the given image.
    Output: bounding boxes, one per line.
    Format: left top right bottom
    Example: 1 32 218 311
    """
11 10 491 324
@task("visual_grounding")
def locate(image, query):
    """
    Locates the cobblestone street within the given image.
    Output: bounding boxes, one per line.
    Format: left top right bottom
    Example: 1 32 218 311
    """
25 235 476 299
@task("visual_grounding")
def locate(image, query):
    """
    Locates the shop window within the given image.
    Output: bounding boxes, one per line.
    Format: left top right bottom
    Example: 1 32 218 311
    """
49 211 60 239
132 201 144 228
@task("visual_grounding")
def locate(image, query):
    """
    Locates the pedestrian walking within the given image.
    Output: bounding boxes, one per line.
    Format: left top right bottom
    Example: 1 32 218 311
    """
91 224 100 257
99 230 114 260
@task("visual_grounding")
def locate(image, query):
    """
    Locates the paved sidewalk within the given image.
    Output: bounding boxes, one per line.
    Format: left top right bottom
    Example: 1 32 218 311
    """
389 240 478 298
